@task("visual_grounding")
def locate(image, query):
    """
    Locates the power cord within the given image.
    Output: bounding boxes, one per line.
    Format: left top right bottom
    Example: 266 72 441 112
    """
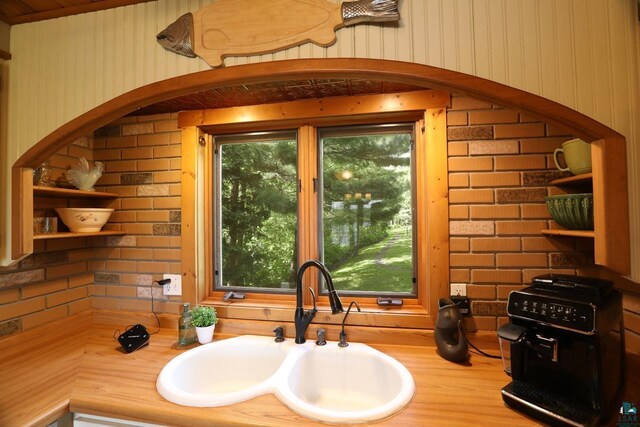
150 278 171 334
447 298 502 360
111 278 168 340
460 327 502 359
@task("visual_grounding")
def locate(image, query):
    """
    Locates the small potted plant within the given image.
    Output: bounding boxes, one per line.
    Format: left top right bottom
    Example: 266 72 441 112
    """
191 305 218 344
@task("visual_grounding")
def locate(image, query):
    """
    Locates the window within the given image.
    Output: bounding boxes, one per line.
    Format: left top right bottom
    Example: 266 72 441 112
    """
214 132 298 292
319 125 416 296
213 126 416 298
182 90 449 328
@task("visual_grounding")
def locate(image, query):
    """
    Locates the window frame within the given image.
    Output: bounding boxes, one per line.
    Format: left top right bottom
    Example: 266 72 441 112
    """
179 90 450 331
213 130 300 294
316 123 418 297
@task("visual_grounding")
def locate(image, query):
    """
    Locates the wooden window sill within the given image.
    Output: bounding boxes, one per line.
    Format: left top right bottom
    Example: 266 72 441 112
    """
202 297 431 329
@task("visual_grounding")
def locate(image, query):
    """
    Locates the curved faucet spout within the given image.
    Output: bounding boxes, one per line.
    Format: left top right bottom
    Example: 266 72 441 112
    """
339 301 361 347
295 260 344 344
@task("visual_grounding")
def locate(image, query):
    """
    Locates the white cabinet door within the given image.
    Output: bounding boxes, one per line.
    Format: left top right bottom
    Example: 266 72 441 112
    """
73 413 165 427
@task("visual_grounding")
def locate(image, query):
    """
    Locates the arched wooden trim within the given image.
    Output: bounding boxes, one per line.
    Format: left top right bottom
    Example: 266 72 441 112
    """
12 58 629 274
14 58 623 168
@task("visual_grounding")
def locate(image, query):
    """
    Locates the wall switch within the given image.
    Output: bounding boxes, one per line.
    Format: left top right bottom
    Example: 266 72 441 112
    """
450 283 467 297
162 274 182 296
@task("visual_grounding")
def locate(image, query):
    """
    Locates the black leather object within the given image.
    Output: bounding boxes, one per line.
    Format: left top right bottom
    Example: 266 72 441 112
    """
118 324 150 353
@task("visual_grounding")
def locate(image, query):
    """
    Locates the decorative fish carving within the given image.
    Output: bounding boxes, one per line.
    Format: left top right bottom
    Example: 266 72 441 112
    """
157 0 399 67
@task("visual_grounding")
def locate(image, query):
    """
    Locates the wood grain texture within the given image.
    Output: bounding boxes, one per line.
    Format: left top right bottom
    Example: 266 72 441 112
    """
591 137 630 275
5 0 639 279
10 59 631 275
425 108 450 316
181 91 450 324
178 90 450 128
33 230 126 240
550 173 593 187
16 59 621 169
192 0 343 67
202 134 214 305
298 125 319 307
0 0 155 25
33 186 120 199
11 167 33 260
181 126 200 307
0 311 92 427
540 229 595 238
2 309 638 427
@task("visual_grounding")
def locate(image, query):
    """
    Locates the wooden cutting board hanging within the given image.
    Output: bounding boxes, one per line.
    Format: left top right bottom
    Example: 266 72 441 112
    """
157 0 399 67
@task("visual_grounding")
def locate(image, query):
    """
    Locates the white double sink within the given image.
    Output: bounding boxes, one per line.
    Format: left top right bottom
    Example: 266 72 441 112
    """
156 335 415 424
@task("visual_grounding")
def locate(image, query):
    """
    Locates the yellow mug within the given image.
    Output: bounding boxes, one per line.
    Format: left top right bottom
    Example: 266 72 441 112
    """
553 138 592 175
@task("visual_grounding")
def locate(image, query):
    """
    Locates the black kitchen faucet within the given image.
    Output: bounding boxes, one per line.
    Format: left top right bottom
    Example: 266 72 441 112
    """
294 260 344 344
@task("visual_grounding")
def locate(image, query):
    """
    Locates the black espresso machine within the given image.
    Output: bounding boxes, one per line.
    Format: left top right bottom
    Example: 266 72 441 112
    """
497 274 625 426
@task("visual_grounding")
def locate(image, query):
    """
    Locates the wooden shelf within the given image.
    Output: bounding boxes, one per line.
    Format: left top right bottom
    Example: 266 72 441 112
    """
541 229 595 238
550 173 593 186
33 230 126 240
33 186 119 199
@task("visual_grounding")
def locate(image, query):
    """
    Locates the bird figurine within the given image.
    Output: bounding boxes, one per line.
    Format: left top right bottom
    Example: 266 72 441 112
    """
65 157 104 191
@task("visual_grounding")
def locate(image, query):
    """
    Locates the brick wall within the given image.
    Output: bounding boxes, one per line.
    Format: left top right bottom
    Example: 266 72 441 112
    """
0 139 95 337
1 97 638 353
90 114 183 316
447 96 595 331
0 114 184 338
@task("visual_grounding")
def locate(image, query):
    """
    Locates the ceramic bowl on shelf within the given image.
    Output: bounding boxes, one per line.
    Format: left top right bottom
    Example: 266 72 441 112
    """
545 193 593 230
54 208 114 232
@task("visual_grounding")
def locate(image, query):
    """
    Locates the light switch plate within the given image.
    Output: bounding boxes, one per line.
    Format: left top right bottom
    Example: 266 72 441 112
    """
162 274 182 296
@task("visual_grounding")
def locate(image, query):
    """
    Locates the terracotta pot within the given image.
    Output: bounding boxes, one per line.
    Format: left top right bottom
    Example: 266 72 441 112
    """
195 324 215 344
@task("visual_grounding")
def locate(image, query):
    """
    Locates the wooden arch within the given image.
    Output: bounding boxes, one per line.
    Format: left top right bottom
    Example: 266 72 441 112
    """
12 58 629 274
14 58 624 167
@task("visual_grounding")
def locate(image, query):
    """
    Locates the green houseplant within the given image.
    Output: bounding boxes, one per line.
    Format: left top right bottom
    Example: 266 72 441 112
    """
191 305 218 344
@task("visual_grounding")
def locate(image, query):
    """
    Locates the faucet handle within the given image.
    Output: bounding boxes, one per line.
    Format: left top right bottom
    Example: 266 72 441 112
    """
338 330 349 347
273 326 285 342
309 287 318 312
316 328 327 346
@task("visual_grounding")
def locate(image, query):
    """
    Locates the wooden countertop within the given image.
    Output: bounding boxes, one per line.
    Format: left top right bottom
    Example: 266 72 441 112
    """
1 310 637 427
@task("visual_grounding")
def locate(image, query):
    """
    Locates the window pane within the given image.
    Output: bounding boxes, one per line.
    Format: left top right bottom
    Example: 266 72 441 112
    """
217 135 298 290
321 128 414 295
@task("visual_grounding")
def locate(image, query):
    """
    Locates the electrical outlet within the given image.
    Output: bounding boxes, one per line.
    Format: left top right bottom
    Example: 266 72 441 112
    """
451 296 471 317
162 274 182 296
450 283 467 297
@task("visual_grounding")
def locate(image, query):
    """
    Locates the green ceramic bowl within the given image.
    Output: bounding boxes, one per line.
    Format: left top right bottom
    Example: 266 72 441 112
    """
545 193 594 230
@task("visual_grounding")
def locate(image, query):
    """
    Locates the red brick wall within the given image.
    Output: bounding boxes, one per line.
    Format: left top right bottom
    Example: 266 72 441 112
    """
0 114 184 338
0 139 95 337
447 96 595 331
1 97 638 353
90 113 183 316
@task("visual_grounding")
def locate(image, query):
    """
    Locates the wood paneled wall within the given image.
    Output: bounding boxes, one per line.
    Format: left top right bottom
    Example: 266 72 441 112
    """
0 22 9 53
2 0 639 281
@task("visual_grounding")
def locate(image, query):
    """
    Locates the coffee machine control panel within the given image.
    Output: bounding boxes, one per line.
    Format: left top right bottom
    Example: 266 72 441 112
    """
507 292 596 334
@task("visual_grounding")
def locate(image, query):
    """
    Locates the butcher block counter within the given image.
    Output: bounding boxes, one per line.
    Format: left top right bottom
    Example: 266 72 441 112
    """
0 310 637 427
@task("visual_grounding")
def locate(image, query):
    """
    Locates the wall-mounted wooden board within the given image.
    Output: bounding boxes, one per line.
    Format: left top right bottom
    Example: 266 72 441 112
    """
193 0 343 67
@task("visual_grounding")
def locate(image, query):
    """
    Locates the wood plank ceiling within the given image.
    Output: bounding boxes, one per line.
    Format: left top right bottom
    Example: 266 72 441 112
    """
0 0 154 25
129 79 426 116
